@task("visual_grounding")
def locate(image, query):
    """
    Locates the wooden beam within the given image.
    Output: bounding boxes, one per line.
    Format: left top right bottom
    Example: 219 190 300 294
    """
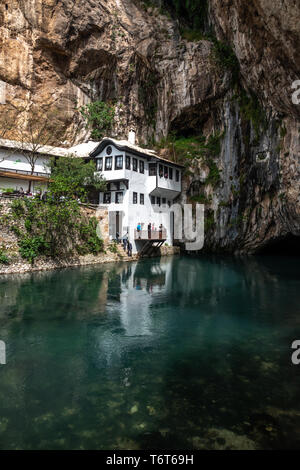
0 171 50 182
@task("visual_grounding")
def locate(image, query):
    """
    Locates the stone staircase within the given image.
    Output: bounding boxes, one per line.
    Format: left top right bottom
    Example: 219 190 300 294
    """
115 243 138 261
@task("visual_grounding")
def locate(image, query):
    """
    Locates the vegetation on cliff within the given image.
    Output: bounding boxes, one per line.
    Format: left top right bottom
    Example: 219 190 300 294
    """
80 101 115 141
156 132 223 189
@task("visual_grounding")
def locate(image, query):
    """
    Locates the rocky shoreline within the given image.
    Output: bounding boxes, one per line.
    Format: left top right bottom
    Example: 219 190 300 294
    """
0 246 180 275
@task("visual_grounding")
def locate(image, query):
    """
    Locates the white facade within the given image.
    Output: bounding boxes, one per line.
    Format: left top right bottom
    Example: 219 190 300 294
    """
0 147 50 192
0 137 183 255
90 138 183 254
0 139 100 193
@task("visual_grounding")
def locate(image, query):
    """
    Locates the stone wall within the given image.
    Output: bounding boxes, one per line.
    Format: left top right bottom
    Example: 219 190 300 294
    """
0 198 19 254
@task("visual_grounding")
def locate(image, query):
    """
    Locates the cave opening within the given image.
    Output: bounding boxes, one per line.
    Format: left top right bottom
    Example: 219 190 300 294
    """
257 234 300 256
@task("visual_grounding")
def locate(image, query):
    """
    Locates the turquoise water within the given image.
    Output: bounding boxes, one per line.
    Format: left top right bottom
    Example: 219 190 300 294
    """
0 255 300 450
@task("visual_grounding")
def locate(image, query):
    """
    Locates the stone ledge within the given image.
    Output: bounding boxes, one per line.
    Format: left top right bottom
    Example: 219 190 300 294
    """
0 246 179 275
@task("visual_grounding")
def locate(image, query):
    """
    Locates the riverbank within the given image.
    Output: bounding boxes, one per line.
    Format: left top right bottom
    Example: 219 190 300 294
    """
0 196 179 274
0 245 180 275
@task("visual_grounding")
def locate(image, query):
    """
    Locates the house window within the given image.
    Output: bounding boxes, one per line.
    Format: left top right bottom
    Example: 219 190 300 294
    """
169 167 173 180
104 192 111 204
126 155 131 170
168 200 171 207
151 195 155 205
115 155 123 170
159 164 163 177
116 192 123 204
149 163 156 176
164 166 168 178
105 157 112 171
133 158 138 171
133 192 138 204
176 169 180 182
139 160 144 174
96 158 103 171
140 193 144 205
157 197 161 206
162 198 166 205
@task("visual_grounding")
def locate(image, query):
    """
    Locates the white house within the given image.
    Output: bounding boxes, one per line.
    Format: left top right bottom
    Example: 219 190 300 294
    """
0 139 99 193
0 135 184 255
89 133 184 254
0 139 70 193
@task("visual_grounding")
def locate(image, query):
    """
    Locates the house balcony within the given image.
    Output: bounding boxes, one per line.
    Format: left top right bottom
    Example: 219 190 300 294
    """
134 229 167 241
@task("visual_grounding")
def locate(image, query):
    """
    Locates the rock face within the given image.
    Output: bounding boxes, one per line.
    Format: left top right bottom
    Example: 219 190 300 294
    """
0 0 299 253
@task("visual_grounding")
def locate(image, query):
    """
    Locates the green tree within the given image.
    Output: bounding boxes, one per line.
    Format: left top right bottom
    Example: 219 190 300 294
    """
49 156 106 200
80 101 115 140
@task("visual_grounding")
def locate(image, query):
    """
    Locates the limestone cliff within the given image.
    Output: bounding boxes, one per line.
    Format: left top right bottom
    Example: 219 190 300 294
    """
0 0 299 253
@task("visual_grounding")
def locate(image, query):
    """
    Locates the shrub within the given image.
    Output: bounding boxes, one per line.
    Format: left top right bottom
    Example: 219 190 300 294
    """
206 160 221 187
77 218 104 255
19 236 48 265
1 188 15 194
190 194 209 204
109 242 118 253
0 246 9 265
11 199 25 217
160 132 223 165
212 39 240 83
205 211 215 231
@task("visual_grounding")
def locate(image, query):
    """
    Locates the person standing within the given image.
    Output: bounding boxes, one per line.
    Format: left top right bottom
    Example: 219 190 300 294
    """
123 232 128 251
127 241 132 257
148 222 152 239
137 222 142 239
159 223 163 240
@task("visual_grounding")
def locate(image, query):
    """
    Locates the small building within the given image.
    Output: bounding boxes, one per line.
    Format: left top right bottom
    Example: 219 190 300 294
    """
0 139 68 193
0 139 98 194
89 133 184 254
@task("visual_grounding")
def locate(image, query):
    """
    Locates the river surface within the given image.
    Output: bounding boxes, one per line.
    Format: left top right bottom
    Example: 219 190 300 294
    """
0 255 300 450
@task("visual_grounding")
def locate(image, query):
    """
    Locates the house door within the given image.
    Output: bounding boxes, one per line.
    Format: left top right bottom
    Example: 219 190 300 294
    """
116 211 120 237
170 210 174 242
109 211 123 239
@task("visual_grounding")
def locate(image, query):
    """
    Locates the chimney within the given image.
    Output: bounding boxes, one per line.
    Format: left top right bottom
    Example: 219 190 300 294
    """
128 129 136 145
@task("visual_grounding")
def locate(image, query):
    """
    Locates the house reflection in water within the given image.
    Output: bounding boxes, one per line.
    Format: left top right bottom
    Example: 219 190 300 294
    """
94 258 174 369
113 259 170 337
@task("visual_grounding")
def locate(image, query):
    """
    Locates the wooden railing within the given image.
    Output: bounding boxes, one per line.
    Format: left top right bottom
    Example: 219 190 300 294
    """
134 229 167 240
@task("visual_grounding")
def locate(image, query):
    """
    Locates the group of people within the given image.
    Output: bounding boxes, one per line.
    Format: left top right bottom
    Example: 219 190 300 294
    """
0 187 33 198
136 222 164 239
